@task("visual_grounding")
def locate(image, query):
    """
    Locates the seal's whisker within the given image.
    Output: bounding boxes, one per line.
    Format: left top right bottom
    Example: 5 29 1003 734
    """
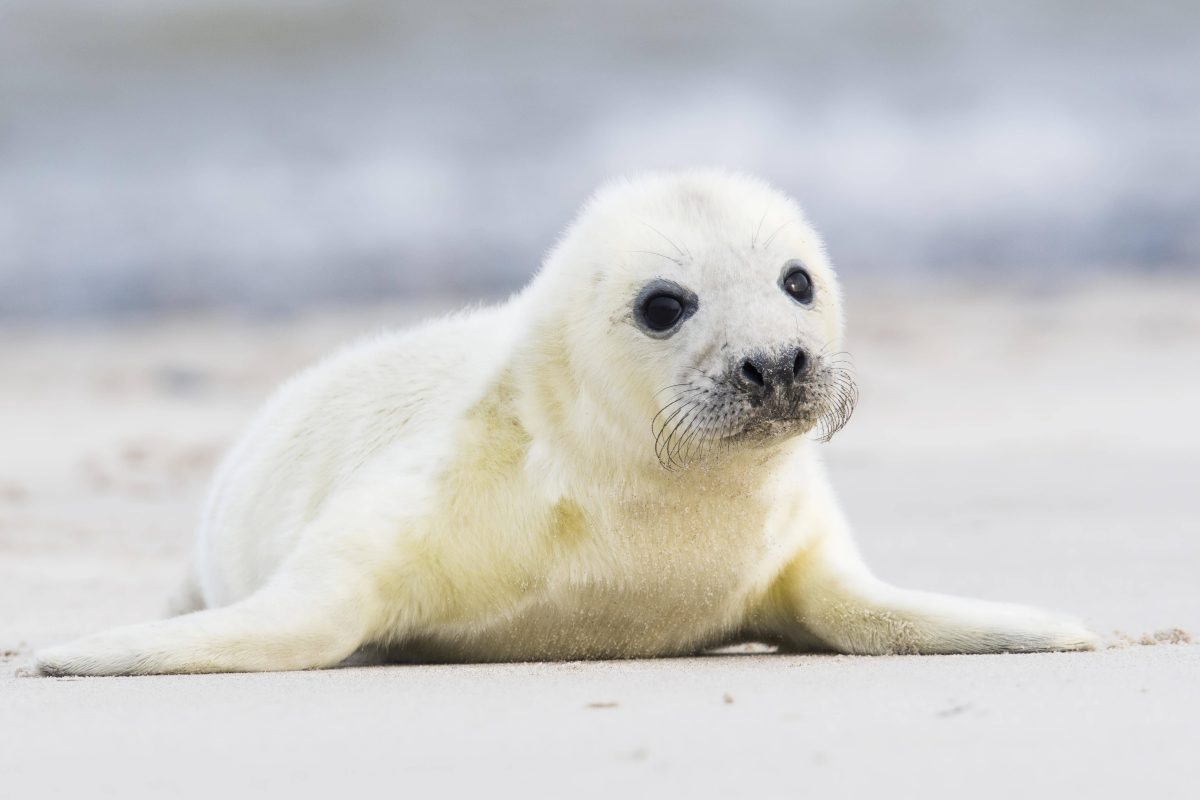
676 395 720 467
810 368 858 443
654 398 697 451
694 404 729 462
666 401 706 467
654 383 699 397
827 377 854 401
651 393 699 433
794 358 859 444
653 397 693 440
831 385 857 409
688 420 714 465
656 398 701 465
716 408 740 453
676 404 715 465
832 380 859 407
654 387 701 409
670 414 697 466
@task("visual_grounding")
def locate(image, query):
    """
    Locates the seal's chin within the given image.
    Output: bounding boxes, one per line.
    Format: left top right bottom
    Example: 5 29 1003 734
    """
733 413 819 444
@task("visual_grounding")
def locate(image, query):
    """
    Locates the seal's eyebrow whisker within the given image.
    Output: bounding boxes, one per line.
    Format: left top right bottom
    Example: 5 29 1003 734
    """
640 221 691 260
627 250 682 266
761 220 792 249
750 211 768 250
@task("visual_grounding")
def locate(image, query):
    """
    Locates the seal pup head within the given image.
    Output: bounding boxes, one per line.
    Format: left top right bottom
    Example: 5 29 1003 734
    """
526 169 857 472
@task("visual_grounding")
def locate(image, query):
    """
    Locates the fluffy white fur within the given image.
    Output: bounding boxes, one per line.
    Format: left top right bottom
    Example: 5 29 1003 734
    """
36 170 1096 676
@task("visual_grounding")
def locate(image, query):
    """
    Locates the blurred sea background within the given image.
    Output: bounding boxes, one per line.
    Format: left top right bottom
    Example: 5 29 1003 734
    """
1 0 1198 318
3 9 1200 788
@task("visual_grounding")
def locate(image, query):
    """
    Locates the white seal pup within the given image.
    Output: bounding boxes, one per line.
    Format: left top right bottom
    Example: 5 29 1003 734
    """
36 170 1096 675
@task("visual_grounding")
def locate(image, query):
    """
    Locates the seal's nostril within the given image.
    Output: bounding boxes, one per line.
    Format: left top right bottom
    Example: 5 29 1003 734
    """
793 349 808 378
740 360 765 388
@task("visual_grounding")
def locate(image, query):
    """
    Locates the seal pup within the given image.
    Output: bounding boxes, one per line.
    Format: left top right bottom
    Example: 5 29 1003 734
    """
36 170 1096 675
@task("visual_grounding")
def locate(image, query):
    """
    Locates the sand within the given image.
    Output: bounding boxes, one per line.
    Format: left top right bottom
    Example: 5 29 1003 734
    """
2 279 1198 798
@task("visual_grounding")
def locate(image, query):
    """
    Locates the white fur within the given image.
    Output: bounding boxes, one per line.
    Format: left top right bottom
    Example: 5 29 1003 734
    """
36 170 1095 676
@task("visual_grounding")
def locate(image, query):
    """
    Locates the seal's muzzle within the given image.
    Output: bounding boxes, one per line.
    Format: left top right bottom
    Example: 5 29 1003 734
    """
731 345 809 404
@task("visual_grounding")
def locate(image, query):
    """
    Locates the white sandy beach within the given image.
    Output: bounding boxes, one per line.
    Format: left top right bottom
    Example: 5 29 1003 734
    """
1 279 1198 798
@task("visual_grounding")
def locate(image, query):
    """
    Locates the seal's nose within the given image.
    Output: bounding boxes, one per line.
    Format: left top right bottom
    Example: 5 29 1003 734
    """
735 346 809 397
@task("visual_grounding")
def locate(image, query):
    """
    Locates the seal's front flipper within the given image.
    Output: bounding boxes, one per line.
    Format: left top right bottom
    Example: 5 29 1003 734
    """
763 545 1097 655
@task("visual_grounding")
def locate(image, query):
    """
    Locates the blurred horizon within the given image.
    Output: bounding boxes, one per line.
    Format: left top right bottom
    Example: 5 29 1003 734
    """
2 0 1198 318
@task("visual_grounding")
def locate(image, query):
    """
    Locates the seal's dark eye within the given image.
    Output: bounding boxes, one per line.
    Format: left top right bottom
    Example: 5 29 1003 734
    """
633 279 696 336
642 294 684 331
782 263 814 305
